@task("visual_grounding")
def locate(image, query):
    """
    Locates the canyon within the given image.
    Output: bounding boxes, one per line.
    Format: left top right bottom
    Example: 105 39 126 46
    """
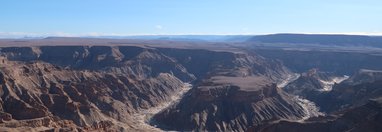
0 36 382 131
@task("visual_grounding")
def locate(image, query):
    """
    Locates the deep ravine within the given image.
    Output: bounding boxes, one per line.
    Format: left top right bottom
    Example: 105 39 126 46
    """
130 83 193 131
278 73 324 121
132 73 329 131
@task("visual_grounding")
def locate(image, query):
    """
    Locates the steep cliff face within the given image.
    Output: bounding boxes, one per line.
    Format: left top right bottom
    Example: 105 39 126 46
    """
0 46 195 131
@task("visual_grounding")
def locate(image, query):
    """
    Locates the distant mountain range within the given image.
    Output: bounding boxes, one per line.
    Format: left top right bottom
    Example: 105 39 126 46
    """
247 34 382 48
85 35 253 42
83 33 382 48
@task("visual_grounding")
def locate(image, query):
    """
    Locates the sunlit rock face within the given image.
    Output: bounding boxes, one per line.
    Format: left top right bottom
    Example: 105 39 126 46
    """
0 46 196 131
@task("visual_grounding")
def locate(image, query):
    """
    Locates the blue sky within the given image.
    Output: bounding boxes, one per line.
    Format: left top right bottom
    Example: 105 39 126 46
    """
1 0 382 37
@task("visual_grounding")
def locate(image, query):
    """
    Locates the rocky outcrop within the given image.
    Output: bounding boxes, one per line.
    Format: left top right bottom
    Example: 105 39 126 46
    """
0 46 196 130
